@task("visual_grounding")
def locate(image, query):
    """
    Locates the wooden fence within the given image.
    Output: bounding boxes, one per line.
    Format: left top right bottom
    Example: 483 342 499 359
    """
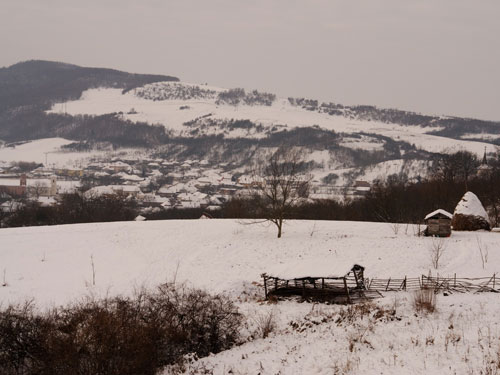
367 273 499 293
367 276 421 291
421 274 499 293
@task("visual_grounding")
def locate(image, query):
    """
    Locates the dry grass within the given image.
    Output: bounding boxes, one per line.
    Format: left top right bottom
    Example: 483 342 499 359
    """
413 287 437 313
254 309 277 339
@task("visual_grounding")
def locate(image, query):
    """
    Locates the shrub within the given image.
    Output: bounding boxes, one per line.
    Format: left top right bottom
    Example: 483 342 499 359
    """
0 301 52 375
0 284 242 375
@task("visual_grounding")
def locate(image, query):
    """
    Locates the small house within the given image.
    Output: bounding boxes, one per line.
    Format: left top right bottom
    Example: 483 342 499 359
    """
262 259 371 303
424 209 452 237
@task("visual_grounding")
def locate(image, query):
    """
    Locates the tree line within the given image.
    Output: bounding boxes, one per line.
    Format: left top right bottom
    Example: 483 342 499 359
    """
1 193 137 227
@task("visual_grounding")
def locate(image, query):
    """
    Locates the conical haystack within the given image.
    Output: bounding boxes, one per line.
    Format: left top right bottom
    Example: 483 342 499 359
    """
452 191 490 231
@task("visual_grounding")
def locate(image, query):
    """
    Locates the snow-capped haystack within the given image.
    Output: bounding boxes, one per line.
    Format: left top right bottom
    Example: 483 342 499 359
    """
134 215 146 221
452 191 490 231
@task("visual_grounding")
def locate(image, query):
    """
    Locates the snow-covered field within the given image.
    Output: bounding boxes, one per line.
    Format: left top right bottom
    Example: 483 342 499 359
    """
47 84 498 157
1 219 500 373
0 138 105 167
2 219 499 306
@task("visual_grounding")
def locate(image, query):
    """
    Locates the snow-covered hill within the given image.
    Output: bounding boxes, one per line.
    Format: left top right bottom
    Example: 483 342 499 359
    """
48 83 498 157
1 219 500 374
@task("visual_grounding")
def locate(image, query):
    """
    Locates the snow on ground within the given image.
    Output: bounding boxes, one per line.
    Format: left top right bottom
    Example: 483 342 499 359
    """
2 219 500 374
359 159 429 182
1 219 499 306
339 135 385 151
461 133 500 141
0 138 150 168
0 138 103 167
177 293 500 375
47 85 498 156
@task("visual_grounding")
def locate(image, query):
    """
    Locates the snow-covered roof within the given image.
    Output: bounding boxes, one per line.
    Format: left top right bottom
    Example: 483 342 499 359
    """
161 200 173 207
454 191 489 221
109 161 130 167
265 258 363 279
117 172 144 182
158 184 182 194
425 209 453 221
205 205 222 211
85 185 140 196
94 171 110 177
85 185 114 196
134 215 146 221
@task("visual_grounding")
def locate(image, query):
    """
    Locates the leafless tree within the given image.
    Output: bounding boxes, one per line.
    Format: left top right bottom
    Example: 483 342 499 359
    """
432 151 478 191
27 181 47 198
252 147 311 238
429 237 447 269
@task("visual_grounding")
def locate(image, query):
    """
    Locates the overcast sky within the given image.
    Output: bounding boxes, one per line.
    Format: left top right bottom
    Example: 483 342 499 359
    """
1 0 499 121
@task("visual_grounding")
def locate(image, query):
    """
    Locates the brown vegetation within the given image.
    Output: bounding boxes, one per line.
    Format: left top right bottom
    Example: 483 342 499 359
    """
0 284 242 375
413 288 437 313
451 213 490 231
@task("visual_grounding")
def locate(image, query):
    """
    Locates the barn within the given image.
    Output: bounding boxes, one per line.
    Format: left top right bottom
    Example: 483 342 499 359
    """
262 259 373 303
424 209 452 237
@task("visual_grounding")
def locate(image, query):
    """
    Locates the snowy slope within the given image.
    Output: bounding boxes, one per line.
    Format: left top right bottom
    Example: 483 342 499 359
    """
0 138 104 167
2 219 500 374
0 138 73 164
1 219 499 307
0 138 151 168
47 84 498 156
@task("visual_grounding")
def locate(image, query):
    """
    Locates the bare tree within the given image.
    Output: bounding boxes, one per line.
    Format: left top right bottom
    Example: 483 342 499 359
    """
252 147 310 238
432 151 478 191
27 181 48 199
429 237 447 269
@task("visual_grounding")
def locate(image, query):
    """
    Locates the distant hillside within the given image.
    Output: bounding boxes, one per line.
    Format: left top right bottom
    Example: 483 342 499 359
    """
0 60 178 142
0 60 178 111
0 60 499 164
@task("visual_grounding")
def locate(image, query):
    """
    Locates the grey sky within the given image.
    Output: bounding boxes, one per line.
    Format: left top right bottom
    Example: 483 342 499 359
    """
1 0 499 121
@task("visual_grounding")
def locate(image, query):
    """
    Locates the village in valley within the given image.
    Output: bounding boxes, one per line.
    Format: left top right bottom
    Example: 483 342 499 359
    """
0 148 373 218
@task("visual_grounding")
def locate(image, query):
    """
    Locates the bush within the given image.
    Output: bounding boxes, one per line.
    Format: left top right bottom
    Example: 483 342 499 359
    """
0 301 52 375
0 284 242 375
4 192 138 228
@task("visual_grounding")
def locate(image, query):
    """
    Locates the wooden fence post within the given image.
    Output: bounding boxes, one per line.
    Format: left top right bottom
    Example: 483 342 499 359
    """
344 277 351 304
494 274 496 290
263 275 268 300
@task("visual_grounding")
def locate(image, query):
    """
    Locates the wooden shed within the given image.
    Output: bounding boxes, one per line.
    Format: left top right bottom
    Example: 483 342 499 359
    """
262 260 375 303
424 209 452 237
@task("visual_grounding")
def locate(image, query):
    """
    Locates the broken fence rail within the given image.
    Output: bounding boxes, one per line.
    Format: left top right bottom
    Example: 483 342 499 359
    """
421 274 499 293
367 274 499 293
